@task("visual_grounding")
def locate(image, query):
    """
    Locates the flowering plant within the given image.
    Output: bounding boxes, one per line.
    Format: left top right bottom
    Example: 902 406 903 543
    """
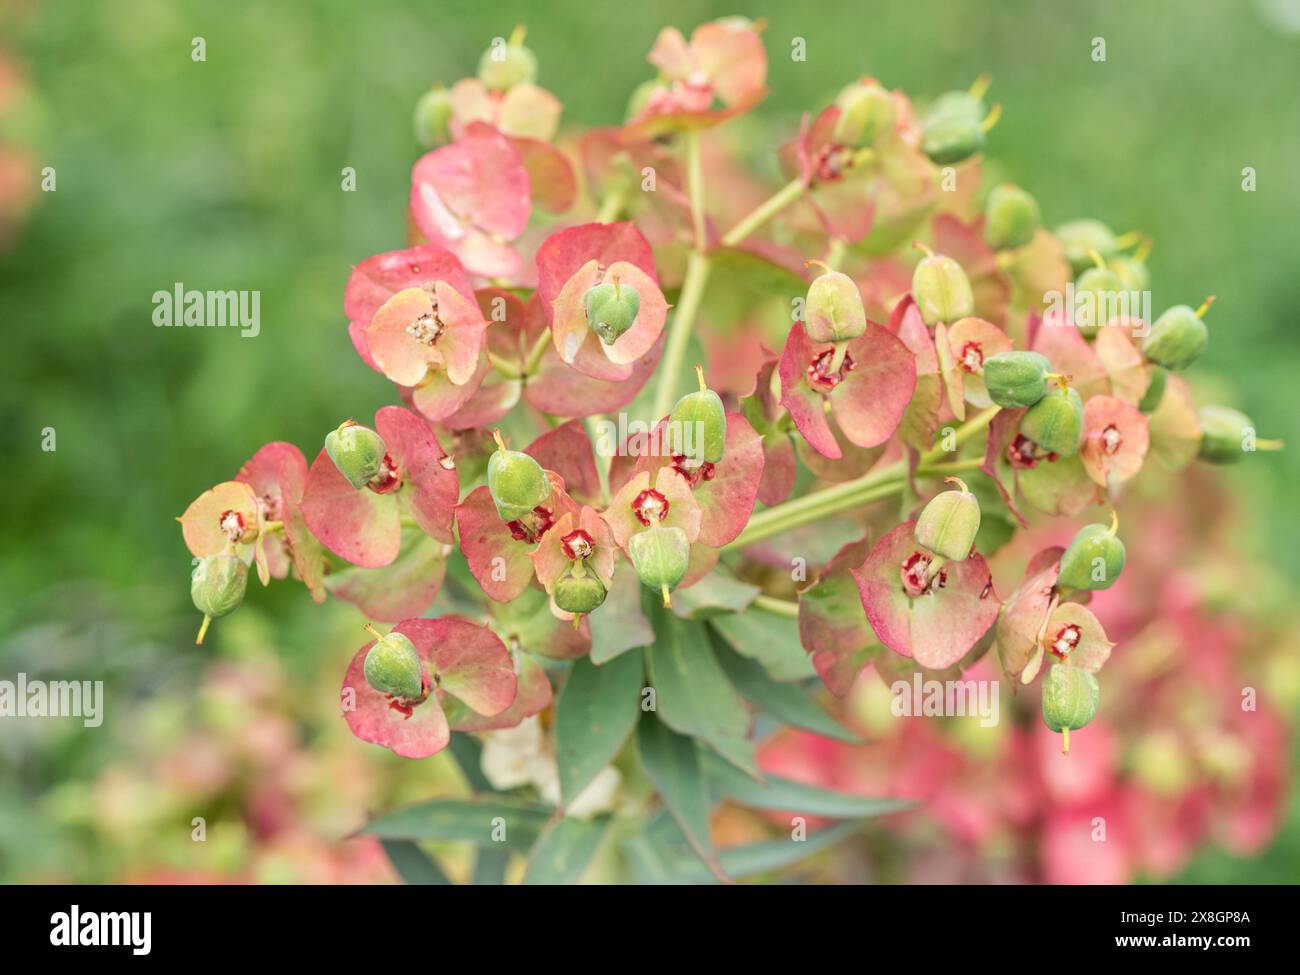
177 19 1283 883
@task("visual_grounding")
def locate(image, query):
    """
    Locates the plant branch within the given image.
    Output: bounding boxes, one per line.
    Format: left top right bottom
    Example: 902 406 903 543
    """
720 177 805 248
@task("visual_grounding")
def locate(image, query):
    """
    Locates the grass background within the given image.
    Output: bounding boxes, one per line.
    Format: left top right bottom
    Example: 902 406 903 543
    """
1 0 1297 880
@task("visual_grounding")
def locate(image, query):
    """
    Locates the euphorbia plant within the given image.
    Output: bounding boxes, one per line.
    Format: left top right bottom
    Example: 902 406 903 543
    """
176 19 1282 883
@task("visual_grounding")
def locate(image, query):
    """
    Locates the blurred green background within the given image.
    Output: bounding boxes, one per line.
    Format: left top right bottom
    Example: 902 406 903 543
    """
1 0 1297 881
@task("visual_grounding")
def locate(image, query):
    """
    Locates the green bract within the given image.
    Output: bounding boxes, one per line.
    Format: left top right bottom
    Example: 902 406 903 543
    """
912 249 974 327
1021 385 1084 457
477 37 537 91
583 280 641 346
1041 663 1100 753
1058 517 1126 590
413 87 452 148
553 564 608 615
668 367 726 464
832 79 895 148
983 350 1052 408
628 525 690 606
914 478 981 561
487 434 551 521
363 630 424 700
325 421 388 490
984 184 1040 250
1144 301 1210 371
920 89 989 165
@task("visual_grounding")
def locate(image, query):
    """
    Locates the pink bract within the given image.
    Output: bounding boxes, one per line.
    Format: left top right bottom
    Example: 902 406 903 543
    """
236 442 327 602
409 122 531 278
457 470 578 602
852 521 1001 671
341 617 516 759
301 406 458 569
778 319 916 459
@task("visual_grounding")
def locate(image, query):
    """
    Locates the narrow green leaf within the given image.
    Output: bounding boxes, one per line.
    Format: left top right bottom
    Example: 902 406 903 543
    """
446 733 495 794
623 811 862 883
703 753 913 819
709 611 817 682
379 839 453 885
361 796 551 850
711 631 861 743
644 602 757 776
471 845 510 885
635 713 727 881
555 649 643 806
669 572 760 619
522 815 610 885
589 564 653 664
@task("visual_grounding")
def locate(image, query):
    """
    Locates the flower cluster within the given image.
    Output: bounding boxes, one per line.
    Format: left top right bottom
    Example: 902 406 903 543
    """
176 18 1283 871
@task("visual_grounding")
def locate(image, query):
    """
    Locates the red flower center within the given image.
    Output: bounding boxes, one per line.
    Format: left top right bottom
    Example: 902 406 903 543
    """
561 529 595 561
259 493 281 523
506 506 556 544
632 488 670 526
807 348 856 392
1049 623 1082 660
386 673 432 718
1006 434 1057 469
367 453 403 494
671 455 716 487
901 551 946 597
1101 424 1122 455
812 143 853 183
958 341 985 374
218 509 246 542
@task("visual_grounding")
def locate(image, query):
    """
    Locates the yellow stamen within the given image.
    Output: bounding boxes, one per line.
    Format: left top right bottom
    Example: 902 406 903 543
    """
1195 295 1216 319
1062 727 1071 754
980 103 1002 133
968 74 992 101
196 615 212 645
492 429 507 451
661 584 672 608
695 364 708 393
913 240 935 259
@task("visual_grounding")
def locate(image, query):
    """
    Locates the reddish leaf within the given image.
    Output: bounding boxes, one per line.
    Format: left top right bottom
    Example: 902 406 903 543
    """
799 537 878 696
524 419 601 505
994 547 1063 683
326 532 449 622
1080 395 1149 488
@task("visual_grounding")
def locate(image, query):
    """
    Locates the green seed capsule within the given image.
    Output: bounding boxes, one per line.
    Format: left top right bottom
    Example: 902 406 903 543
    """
1054 220 1117 276
553 563 608 615
805 264 866 343
1197 405 1255 464
477 36 537 91
627 525 690 607
984 184 1040 250
1144 300 1211 371
832 79 895 148
1020 386 1084 457
363 630 424 700
1137 366 1167 414
192 553 248 620
1057 515 1126 590
191 552 249 645
1110 255 1150 294
983 351 1052 408
921 112 986 165
487 432 551 521
325 421 388 490
1074 265 1125 337
413 87 453 148
669 366 726 464
912 248 974 327
914 478 982 561
583 280 641 346
1041 662 1099 753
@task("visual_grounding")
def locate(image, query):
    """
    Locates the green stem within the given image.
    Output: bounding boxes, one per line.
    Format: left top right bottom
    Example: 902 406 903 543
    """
487 351 521 379
649 248 711 421
751 594 800 619
825 237 847 271
521 329 551 377
723 407 999 552
721 177 805 248
686 129 706 250
596 186 627 223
